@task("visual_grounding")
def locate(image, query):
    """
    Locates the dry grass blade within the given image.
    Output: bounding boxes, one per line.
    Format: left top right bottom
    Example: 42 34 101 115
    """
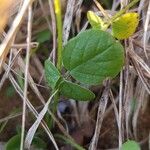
132 79 145 139
109 90 119 124
24 90 59 150
20 4 32 150
48 0 57 63
118 71 123 148
89 80 110 150
8 65 71 149
128 49 150 79
122 51 131 139
11 42 39 49
0 0 34 68
63 0 75 45
9 52 72 143
0 0 149 149
112 0 120 11
93 0 110 21
4 65 59 149
143 1 150 60
148 133 150 149
0 105 42 124
3 65 59 150
124 67 135 139
12 49 46 105
75 0 83 32
138 0 145 14
129 54 150 94
38 0 51 32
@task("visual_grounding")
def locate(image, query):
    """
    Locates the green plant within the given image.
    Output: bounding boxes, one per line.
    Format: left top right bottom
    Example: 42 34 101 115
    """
45 16 139 101
121 140 141 150
44 0 139 102
36 29 51 43
45 28 124 101
43 0 140 148
5 134 47 150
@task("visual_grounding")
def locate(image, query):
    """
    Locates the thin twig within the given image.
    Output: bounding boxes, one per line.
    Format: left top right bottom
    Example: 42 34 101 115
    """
89 80 110 150
25 90 59 150
0 0 35 68
48 0 57 64
20 5 32 150
143 0 150 60
63 0 76 45
93 0 111 22
118 71 123 149
3 66 59 150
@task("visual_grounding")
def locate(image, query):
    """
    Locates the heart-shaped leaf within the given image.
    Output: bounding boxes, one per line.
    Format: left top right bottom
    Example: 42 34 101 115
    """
63 29 124 85
121 140 140 150
60 80 95 101
112 13 139 39
45 59 61 89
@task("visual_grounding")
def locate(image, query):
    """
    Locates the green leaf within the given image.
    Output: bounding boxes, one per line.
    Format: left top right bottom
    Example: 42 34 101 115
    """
5 134 46 150
36 29 51 43
32 137 47 149
45 59 61 89
121 140 140 150
87 11 107 30
5 135 21 150
112 13 139 39
63 29 124 85
60 80 95 101
5 85 15 98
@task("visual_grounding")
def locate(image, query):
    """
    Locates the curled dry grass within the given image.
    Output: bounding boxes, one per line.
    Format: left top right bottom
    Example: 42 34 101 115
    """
0 0 149 149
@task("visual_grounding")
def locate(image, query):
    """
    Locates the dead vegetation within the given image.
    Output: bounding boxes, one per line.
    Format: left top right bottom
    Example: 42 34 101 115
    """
0 0 150 149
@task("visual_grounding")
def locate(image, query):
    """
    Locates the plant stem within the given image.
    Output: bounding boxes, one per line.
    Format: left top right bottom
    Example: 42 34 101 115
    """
54 0 63 71
48 0 63 128
111 0 140 22
54 0 62 120
96 0 140 31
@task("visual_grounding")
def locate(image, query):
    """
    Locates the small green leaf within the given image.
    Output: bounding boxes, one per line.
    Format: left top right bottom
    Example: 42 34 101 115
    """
112 13 139 39
60 80 95 101
36 29 51 43
87 11 106 30
5 134 47 150
32 137 47 149
121 140 140 150
63 29 124 85
45 59 61 89
5 135 21 150
5 85 15 98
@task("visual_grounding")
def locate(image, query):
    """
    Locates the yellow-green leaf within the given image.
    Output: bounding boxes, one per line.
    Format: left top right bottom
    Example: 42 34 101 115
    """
87 11 106 30
112 13 139 40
